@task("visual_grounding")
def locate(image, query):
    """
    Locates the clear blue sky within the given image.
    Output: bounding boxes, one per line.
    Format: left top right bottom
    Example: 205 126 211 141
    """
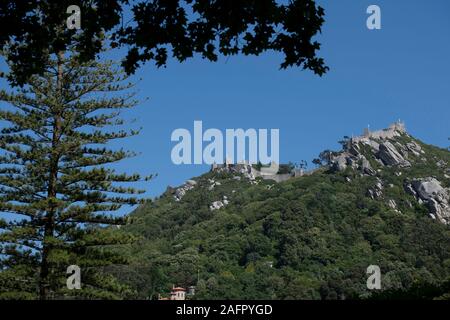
1 0 449 217
116 0 450 201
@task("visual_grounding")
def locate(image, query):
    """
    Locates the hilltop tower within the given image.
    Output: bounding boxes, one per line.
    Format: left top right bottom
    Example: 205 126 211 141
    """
363 125 371 138
390 119 406 133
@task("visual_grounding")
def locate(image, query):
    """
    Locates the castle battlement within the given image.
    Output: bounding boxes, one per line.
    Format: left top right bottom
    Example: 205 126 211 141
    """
353 120 406 143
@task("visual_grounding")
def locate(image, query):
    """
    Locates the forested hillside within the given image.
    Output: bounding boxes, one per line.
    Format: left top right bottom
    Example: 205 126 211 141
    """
112 127 450 300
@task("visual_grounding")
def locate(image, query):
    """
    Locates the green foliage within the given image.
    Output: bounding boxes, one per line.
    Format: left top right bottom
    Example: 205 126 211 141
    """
0 0 327 85
116 137 450 300
0 54 148 299
277 162 295 174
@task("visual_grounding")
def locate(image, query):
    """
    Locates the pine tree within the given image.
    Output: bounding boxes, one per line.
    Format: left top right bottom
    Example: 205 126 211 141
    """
0 52 149 300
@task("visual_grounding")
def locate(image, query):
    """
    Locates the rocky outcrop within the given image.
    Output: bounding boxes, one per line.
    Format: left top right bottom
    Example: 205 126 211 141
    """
367 178 384 200
394 141 424 158
212 163 258 183
330 149 375 176
207 178 222 191
405 177 450 224
209 201 224 211
377 142 411 167
173 179 197 201
436 160 447 168
331 154 348 172
405 141 424 157
387 199 400 212
329 121 423 174
361 157 376 176
210 196 229 211
360 139 380 152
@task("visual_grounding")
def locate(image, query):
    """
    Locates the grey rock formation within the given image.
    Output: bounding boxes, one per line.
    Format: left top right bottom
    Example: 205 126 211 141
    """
331 154 348 172
211 163 257 182
436 160 447 168
329 122 415 173
210 195 230 211
395 140 424 159
173 180 196 201
406 141 424 156
387 199 400 212
207 178 221 191
186 179 197 186
330 150 376 176
406 178 450 224
377 142 411 167
361 139 380 152
361 157 376 176
411 178 443 200
367 178 384 200
210 201 224 211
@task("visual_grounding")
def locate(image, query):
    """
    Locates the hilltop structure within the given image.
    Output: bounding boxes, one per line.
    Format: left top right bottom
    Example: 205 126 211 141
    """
123 121 450 301
330 121 414 172
354 120 406 142
209 121 408 183
167 121 449 224
210 161 311 183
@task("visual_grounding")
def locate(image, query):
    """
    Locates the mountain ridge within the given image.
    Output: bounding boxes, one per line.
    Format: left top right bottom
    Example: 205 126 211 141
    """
113 122 450 299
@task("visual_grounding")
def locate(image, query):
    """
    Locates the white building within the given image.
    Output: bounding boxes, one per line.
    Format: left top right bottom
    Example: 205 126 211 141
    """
170 286 186 300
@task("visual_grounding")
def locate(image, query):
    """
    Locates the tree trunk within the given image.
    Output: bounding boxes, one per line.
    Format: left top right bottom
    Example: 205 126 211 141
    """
39 51 64 300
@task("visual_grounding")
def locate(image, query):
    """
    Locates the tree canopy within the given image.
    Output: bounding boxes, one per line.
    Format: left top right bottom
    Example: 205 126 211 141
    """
0 53 147 299
0 0 327 85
